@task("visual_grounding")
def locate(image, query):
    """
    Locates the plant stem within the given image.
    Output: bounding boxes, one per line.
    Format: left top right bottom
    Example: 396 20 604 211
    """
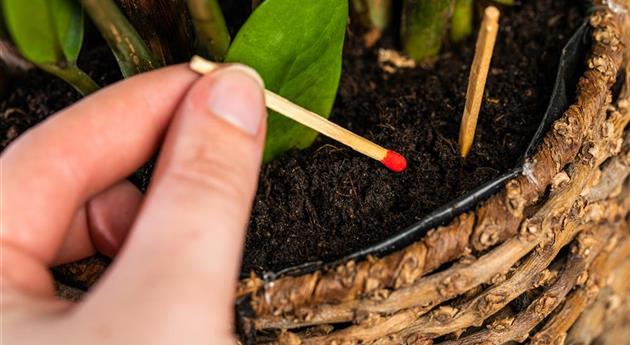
41 63 100 95
450 0 473 42
114 0 196 65
80 0 161 77
352 0 392 31
0 39 34 71
351 0 392 46
188 0 231 61
401 0 455 65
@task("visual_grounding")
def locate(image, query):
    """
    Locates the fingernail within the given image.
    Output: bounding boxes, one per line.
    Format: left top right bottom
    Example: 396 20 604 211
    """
207 64 265 135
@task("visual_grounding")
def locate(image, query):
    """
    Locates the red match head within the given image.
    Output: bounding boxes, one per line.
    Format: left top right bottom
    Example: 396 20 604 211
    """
381 150 407 173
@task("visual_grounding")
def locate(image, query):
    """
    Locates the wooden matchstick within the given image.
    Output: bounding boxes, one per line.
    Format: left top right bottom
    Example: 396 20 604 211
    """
189 56 407 172
459 6 500 158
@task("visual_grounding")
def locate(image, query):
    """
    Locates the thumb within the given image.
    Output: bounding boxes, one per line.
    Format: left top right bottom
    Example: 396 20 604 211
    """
79 65 266 343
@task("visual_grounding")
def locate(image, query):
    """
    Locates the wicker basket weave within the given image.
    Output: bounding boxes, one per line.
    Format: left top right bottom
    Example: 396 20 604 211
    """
237 2 630 344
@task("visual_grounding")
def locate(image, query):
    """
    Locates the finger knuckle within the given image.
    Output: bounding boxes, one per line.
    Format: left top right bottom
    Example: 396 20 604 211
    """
165 145 253 203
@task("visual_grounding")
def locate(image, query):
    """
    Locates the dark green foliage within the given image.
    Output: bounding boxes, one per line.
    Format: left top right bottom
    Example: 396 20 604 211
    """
226 0 348 161
1 0 98 95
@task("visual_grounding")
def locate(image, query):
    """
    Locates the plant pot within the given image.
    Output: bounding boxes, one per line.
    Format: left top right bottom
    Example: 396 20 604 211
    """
235 2 630 344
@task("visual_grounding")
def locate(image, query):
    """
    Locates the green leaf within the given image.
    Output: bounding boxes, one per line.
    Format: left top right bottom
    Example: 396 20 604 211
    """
1 0 83 64
50 0 84 62
226 0 348 162
2 0 98 95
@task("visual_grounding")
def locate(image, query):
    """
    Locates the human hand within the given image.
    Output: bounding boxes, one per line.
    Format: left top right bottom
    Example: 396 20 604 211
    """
1 64 266 344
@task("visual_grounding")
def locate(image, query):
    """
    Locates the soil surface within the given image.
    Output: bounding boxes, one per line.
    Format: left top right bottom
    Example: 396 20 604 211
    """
1 0 581 275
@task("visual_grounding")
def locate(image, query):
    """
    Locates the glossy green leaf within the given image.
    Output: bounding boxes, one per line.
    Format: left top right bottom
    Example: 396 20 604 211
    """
226 0 348 162
2 0 98 95
1 0 83 64
51 0 84 62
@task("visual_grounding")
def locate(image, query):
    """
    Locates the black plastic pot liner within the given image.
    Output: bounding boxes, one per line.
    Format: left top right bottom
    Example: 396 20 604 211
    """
245 21 591 282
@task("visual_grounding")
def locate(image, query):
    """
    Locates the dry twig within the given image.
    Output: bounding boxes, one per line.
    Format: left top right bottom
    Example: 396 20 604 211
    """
437 223 620 345
530 236 630 345
566 258 630 344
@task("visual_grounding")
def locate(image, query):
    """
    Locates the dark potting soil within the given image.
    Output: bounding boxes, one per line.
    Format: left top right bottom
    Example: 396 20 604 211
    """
0 0 581 275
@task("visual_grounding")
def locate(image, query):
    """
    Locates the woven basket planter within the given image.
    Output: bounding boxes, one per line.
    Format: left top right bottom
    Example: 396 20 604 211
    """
236 2 630 344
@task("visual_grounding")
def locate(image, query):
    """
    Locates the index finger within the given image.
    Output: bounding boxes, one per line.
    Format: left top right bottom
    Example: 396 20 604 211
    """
1 65 198 267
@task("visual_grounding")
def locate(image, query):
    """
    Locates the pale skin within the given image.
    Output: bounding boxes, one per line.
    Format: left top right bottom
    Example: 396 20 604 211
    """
1 64 267 344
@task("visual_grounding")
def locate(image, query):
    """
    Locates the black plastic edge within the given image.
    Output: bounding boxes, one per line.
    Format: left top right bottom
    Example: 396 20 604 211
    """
524 21 590 157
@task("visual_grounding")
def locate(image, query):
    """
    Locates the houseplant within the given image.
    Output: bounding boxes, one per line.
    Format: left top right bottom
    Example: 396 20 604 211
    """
1 0 628 343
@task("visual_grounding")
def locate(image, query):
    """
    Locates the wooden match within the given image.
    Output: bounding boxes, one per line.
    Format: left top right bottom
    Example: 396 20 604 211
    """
459 6 500 158
189 56 407 172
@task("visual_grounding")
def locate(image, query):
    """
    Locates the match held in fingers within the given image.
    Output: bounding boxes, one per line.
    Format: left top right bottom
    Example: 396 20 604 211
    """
459 6 500 158
189 56 407 172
